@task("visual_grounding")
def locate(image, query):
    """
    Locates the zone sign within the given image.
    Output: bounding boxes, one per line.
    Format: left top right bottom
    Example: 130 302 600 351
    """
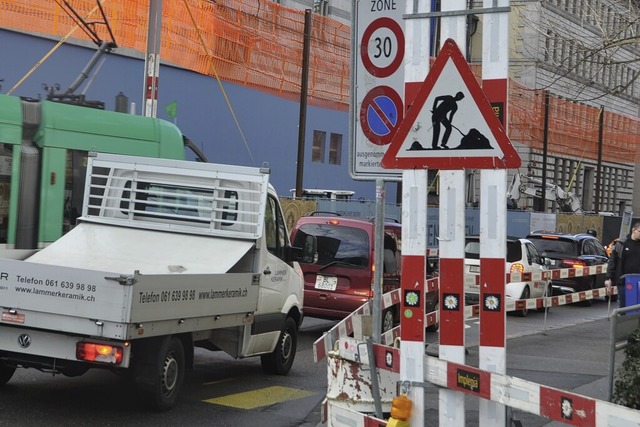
350 0 405 180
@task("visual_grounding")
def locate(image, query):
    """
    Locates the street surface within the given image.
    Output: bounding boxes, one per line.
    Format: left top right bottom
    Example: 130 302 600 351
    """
0 298 614 426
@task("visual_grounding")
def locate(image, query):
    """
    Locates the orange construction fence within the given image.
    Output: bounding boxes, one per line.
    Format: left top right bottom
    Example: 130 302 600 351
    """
2 0 639 164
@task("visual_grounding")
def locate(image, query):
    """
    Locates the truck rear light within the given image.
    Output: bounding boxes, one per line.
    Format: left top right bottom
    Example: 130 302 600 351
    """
76 342 124 365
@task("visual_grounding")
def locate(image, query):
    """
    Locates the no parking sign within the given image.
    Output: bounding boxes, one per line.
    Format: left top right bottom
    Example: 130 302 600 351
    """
350 2 405 180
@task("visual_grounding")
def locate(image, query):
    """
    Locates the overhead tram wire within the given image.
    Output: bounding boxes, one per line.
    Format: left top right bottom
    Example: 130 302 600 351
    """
7 1 105 95
182 0 254 165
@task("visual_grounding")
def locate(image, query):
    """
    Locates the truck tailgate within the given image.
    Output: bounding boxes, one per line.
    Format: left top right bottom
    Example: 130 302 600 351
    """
1 224 261 336
0 258 259 334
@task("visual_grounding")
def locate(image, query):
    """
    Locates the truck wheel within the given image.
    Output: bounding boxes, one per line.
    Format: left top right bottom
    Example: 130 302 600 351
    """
0 362 16 385
261 317 297 375
137 337 185 411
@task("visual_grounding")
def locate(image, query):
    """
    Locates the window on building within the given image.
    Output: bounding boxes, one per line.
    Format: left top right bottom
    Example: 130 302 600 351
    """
328 133 342 165
312 130 326 163
313 0 329 16
544 30 553 62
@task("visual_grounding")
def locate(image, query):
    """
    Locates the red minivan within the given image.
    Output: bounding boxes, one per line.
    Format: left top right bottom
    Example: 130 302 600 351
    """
290 213 438 331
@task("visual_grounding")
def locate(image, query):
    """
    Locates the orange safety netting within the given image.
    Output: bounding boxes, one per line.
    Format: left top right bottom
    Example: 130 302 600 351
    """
509 80 640 165
2 0 639 165
1 0 351 110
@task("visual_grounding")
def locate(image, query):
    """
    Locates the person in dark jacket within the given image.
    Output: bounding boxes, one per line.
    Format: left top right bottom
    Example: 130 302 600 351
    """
605 221 640 308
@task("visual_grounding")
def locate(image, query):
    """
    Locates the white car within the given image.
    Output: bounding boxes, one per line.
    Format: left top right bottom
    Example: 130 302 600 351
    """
464 236 552 316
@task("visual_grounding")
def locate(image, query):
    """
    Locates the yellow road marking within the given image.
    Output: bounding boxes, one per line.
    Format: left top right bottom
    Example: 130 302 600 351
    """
203 385 315 409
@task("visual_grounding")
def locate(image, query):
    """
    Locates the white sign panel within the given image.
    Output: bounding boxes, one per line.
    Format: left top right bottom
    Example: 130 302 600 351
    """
350 0 405 180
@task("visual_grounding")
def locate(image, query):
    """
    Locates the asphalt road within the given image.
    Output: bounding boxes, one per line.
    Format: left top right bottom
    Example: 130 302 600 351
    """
0 298 618 426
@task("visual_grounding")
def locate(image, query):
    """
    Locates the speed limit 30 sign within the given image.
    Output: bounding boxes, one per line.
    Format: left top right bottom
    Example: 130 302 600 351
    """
350 0 405 180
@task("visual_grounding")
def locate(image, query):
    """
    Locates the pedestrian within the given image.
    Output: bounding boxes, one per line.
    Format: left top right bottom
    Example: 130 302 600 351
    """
605 221 640 308
431 91 464 149
586 228 597 238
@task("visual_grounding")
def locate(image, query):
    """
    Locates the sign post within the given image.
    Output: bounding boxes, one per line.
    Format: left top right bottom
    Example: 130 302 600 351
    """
479 2 510 426
397 3 430 426
382 36 520 427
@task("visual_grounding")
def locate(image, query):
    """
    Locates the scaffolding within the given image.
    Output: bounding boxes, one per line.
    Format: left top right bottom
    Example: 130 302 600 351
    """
2 0 639 165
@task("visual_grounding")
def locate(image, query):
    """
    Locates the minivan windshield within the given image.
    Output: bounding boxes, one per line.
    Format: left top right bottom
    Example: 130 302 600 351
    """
292 223 369 268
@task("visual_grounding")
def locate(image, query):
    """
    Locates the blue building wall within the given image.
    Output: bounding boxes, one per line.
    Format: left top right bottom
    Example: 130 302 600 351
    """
0 29 392 200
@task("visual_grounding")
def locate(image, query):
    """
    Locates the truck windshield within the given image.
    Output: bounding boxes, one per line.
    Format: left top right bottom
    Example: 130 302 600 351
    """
293 223 369 268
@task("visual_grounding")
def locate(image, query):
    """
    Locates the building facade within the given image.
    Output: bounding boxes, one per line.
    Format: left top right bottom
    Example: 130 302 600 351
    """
282 0 640 215
2 0 639 215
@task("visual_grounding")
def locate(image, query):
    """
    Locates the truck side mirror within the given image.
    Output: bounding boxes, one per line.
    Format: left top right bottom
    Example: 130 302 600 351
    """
290 235 317 264
301 235 317 263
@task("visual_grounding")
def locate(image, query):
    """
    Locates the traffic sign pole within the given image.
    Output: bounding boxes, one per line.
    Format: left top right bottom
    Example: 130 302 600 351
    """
481 0 510 129
438 3 468 425
438 171 467 426
479 169 508 427
399 170 427 427
399 2 429 425
480 2 510 426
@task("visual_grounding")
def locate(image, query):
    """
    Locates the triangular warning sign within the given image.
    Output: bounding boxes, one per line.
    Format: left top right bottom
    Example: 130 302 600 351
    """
381 38 521 170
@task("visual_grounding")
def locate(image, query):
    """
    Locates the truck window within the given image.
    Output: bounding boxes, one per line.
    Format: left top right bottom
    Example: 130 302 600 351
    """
118 181 210 222
265 195 287 259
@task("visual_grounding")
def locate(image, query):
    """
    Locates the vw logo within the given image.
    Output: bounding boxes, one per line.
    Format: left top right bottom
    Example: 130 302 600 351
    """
17 334 31 348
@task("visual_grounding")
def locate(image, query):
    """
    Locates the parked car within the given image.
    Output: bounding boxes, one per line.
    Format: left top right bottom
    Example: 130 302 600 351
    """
526 231 609 306
464 236 552 317
290 213 439 331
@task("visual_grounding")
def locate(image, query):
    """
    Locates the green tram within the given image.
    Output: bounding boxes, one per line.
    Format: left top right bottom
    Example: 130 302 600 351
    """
0 94 205 258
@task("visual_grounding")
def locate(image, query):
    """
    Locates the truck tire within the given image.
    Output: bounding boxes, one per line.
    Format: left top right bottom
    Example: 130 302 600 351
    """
0 362 16 385
135 337 185 411
261 317 297 375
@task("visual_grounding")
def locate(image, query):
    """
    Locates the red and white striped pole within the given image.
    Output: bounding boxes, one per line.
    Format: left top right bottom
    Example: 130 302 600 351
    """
438 2 468 426
399 2 430 426
479 1 510 426
143 0 162 118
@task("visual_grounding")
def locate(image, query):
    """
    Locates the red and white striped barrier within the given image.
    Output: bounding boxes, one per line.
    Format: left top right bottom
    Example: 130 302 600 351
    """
425 355 640 426
313 265 611 363
322 344 640 426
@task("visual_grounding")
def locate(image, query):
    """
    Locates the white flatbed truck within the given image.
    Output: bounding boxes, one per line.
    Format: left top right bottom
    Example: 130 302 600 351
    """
0 153 312 410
